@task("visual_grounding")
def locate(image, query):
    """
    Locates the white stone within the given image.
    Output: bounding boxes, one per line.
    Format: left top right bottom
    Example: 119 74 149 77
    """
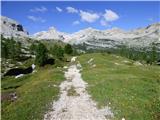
32 64 36 69
15 74 24 79
71 56 77 62
122 117 125 120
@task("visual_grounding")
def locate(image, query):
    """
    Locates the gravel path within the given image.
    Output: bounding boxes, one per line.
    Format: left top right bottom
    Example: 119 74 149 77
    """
44 57 113 120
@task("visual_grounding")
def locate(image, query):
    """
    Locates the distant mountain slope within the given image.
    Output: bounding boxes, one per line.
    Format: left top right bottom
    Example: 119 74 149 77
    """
66 23 160 48
33 23 160 49
0 16 28 38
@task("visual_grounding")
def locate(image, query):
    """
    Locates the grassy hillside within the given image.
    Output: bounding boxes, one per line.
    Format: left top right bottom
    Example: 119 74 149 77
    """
1 65 65 120
78 53 160 120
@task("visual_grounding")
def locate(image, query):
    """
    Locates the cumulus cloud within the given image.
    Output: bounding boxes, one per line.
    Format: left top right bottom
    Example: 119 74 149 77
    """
66 7 78 13
73 20 80 25
79 10 100 23
30 6 48 13
103 9 119 22
27 16 46 23
56 7 62 12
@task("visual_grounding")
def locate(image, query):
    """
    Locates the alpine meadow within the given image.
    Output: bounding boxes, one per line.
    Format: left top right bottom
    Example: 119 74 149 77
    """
1 1 160 120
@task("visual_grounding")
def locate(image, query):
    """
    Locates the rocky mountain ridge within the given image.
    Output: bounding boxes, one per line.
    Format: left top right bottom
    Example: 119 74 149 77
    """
1 16 29 38
33 23 160 49
1 16 160 49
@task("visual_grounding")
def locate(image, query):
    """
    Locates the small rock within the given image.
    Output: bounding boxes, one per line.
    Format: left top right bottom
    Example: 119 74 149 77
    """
71 57 77 62
123 60 129 63
8 64 14 68
33 70 37 73
32 64 36 69
77 63 82 68
115 62 120 65
63 66 68 69
87 58 94 64
15 74 24 79
122 117 125 120
92 64 96 68
134 61 142 66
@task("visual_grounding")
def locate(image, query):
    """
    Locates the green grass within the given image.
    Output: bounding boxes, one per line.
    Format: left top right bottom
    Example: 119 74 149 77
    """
1 65 65 120
78 53 160 120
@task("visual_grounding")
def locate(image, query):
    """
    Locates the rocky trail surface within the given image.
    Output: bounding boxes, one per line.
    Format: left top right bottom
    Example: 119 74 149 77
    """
44 57 113 120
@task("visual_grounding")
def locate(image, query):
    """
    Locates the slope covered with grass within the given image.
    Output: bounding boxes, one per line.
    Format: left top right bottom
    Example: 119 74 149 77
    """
1 65 65 120
78 53 160 120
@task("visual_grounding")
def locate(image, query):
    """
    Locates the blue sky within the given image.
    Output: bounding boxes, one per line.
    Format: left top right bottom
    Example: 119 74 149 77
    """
1 1 160 34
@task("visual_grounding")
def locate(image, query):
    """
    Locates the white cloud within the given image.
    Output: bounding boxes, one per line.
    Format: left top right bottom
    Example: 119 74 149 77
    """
100 19 108 26
56 7 62 12
73 20 80 25
30 6 48 13
103 9 119 22
27 16 46 23
66 7 78 13
79 10 100 23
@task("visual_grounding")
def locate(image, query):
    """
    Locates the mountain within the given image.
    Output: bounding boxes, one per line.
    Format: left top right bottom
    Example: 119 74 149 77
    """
64 23 160 49
0 16 29 38
1 16 159 49
32 27 68 41
33 23 160 49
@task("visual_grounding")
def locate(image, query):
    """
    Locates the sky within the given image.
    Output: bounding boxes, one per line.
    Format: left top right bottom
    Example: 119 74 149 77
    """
1 1 160 35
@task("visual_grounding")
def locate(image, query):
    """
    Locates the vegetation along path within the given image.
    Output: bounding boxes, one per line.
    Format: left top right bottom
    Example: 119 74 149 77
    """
44 57 113 120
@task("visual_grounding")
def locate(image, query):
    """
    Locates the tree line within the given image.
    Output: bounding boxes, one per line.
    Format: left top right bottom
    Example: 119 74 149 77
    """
2 36 159 66
1 36 74 67
115 43 159 64
1 36 22 60
75 42 160 65
30 42 74 66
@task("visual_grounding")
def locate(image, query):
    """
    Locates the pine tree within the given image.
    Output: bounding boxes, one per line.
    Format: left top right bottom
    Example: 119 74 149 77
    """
51 44 64 60
35 43 48 66
56 46 64 60
64 44 73 54
1 41 8 58
30 43 37 54
151 43 157 64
